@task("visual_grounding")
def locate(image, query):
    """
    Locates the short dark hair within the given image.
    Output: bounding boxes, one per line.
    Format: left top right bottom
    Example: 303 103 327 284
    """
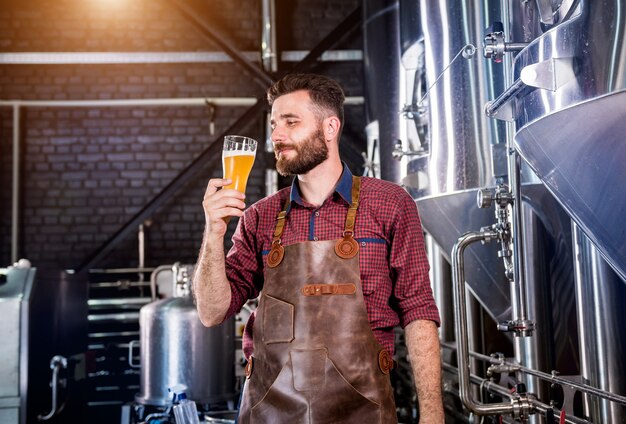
267 73 345 131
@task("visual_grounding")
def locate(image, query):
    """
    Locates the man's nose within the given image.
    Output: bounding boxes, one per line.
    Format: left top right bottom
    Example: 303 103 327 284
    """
271 125 286 142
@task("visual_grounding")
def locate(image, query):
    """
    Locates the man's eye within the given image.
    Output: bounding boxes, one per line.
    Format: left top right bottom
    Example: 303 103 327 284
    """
287 121 297 126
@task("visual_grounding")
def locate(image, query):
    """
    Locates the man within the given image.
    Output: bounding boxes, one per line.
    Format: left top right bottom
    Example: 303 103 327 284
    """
194 73 443 423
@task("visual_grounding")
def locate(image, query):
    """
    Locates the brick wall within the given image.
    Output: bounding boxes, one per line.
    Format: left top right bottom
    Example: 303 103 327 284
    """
0 0 364 270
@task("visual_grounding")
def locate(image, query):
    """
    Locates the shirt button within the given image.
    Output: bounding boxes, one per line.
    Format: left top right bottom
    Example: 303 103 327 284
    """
313 236 319 241
361 241 366 247
315 211 320 217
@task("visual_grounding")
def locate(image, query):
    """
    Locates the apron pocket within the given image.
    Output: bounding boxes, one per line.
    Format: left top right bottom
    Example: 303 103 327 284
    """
310 355 382 423
249 353 383 424
250 357 308 423
261 294 294 344
290 349 327 391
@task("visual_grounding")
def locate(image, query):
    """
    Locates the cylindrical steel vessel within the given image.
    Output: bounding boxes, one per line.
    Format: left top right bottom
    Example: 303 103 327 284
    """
135 295 235 406
363 0 403 183
507 0 626 281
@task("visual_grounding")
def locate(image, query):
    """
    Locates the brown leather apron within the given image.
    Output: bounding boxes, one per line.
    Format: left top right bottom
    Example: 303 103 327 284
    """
237 176 397 424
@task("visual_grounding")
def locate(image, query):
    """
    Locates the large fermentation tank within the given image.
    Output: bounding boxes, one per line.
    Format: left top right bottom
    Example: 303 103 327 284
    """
365 0 626 421
362 0 403 182
399 0 513 324
499 0 626 282
135 283 235 406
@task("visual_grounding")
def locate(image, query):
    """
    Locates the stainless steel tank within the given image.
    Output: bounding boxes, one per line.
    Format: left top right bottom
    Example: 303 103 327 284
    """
491 0 626 282
135 294 235 406
398 0 512 323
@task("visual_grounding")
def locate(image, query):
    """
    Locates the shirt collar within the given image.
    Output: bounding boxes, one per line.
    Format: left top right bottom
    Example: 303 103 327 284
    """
287 162 354 213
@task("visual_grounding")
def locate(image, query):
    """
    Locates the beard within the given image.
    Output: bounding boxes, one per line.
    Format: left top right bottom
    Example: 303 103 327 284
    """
274 127 329 177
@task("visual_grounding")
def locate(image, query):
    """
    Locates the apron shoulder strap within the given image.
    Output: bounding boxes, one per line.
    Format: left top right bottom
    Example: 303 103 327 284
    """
335 176 362 259
267 193 290 268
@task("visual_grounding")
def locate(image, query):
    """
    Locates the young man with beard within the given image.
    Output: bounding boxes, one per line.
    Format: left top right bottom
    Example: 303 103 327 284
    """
194 73 444 423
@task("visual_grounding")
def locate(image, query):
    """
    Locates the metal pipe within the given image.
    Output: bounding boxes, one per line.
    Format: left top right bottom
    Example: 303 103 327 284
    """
452 230 516 416
88 298 151 307
518 201 553 406
38 355 68 421
150 264 173 301
261 0 277 73
505 43 528 52
87 312 140 323
484 78 525 118
138 224 145 273
441 341 626 407
11 104 20 263
0 50 362 65
441 361 593 424
0 97 363 109
261 0 277 198
0 97 257 108
509 153 529 326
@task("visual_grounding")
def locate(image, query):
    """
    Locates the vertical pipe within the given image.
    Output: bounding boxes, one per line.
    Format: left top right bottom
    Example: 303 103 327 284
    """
452 230 514 416
466 286 483 401
501 5 533 395
509 153 529 325
138 223 145 269
11 104 20 264
261 0 277 73
261 0 278 196
573 223 626 423
518 201 555 423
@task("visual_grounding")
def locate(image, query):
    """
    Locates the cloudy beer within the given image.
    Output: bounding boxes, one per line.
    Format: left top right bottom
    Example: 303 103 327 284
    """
222 135 257 193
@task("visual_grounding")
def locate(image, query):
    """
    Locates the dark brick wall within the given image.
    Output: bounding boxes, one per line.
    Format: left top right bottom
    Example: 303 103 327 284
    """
0 0 364 270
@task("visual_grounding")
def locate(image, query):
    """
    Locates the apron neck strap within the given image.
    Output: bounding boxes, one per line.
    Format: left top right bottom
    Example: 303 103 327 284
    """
271 196 291 245
343 176 361 236
271 176 363 243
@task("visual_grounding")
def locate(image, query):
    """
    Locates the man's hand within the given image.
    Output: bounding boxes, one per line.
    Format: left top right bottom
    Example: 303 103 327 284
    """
203 178 247 238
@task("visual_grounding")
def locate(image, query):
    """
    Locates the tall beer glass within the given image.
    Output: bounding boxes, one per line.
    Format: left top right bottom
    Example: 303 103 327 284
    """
222 135 257 193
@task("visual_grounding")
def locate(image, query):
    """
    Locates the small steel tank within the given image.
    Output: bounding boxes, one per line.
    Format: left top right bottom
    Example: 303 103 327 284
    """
135 270 235 406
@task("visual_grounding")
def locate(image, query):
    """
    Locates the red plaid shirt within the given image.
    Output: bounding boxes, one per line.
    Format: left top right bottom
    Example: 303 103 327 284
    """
225 164 440 354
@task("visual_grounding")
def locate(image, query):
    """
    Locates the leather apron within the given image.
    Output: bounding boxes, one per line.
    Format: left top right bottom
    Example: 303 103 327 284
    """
237 176 397 424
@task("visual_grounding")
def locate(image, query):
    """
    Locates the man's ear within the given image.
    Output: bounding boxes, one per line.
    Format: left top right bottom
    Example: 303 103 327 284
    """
324 116 341 141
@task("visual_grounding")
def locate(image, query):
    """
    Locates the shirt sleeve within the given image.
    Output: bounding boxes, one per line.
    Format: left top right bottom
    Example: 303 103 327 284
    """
224 205 264 320
389 189 441 328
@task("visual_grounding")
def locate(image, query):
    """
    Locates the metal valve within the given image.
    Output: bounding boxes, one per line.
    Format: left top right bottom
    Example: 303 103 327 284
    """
477 188 493 208
498 319 535 337
484 22 506 63
484 21 528 63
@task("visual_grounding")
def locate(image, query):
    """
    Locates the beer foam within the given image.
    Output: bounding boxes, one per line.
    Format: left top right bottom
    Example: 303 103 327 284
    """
223 150 256 157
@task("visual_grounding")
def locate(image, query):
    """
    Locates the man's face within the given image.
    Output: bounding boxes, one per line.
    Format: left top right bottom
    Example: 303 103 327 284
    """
270 90 329 177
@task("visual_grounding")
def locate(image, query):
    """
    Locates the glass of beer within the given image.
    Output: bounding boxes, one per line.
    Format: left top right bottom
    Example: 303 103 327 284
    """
222 135 257 193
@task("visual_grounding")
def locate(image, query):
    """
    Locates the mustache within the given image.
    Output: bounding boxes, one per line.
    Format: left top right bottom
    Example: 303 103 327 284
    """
273 142 293 151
